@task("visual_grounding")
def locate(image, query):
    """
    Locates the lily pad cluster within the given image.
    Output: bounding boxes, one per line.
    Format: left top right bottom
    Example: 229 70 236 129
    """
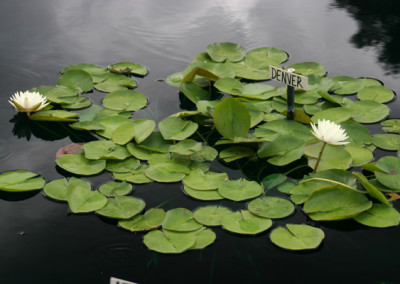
3 42 400 253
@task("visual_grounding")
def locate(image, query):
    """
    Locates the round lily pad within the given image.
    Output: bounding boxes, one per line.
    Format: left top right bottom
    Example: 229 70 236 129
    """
193 206 233 226
158 117 198 141
108 61 148 76
67 186 107 213
56 153 106 175
105 157 140 173
372 134 400 151
206 42 246 63
219 146 255 162
221 210 272 235
286 62 326 76
245 47 288 66
103 90 147 111
345 146 373 167
82 140 130 160
30 85 77 104
374 156 400 191
189 227 216 250
218 179 263 201
143 229 196 254
169 139 202 156
346 100 389 124
183 169 228 190
353 203 400 228
119 208 166 232
57 69 93 93
162 208 203 232
98 181 133 197
111 120 135 145
330 76 364 95
62 63 107 76
182 185 224 201
270 224 325 250
0 170 45 192
61 96 92 109
96 116 132 139
305 142 353 172
96 196 145 219
248 197 295 219
144 164 187 183
382 119 400 133
113 165 153 184
43 177 91 201
357 86 394 103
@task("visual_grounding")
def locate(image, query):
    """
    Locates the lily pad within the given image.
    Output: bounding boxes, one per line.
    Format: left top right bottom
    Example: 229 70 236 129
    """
96 196 145 219
303 185 372 221
346 100 389 123
305 142 353 172
345 146 373 167
189 227 216 250
143 229 196 254
68 186 107 213
340 120 372 147
248 197 294 219
144 164 186 183
330 76 364 95
82 140 130 160
183 169 228 190
374 156 400 191
159 117 198 141
62 63 107 76
111 121 135 145
118 208 165 232
108 61 148 76
137 131 172 153
245 47 288 67
113 165 153 184
219 146 255 162
286 62 326 76
169 140 202 156
57 69 93 93
162 208 203 232
193 206 233 226
29 110 79 122
206 42 246 63
96 116 132 139
221 210 272 235
353 203 400 228
98 181 133 197
357 86 394 103
179 82 210 103
218 179 263 201
372 134 400 151
93 73 137 92
56 153 106 175
0 170 45 192
105 157 140 173
43 177 90 201
352 172 389 205
311 107 353 123
30 85 77 104
61 96 92 109
103 90 147 111
225 61 269 80
382 119 400 133
270 224 324 250
182 185 224 201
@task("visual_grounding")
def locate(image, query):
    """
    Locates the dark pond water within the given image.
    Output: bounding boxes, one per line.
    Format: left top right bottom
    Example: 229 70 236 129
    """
1 0 400 283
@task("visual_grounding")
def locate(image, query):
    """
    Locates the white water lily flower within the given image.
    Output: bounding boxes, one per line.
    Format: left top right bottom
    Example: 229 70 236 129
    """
9 91 50 115
310 119 349 145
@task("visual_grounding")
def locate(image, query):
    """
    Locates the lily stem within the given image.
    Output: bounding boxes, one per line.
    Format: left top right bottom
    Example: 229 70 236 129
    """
313 142 327 173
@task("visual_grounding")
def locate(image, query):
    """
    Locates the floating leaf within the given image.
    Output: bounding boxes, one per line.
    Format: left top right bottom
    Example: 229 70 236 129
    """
219 146 255 162
193 206 233 226
61 96 92 109
270 224 324 250
182 185 224 201
57 69 93 93
346 100 389 124
340 120 372 147
111 121 135 145
62 63 107 76
345 146 373 167
357 86 394 103
144 164 186 183
162 208 203 232
159 117 198 141
169 139 202 156
353 172 389 205
82 140 130 160
225 61 269 80
221 210 272 235
96 196 145 219
29 110 79 122
179 82 210 103
374 156 400 191
262 174 287 190
303 185 372 221
311 107 353 123
143 229 196 254
105 157 140 173
354 203 400 228
93 73 137 92
218 179 262 201
372 134 400 151
189 227 216 250
183 169 228 190
96 116 132 139
305 142 352 172
382 119 400 134
118 208 165 232
43 177 90 201
248 197 294 219
330 76 364 95
103 90 147 111
56 153 106 175
113 165 153 184
286 62 326 76
245 47 288 67
98 181 133 197
30 85 77 104
108 61 148 76
137 131 172 153
206 42 245 63
56 143 84 158
68 186 107 213
0 170 45 192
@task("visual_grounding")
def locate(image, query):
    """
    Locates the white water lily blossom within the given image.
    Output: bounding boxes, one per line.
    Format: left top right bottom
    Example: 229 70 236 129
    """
9 91 50 115
310 119 349 145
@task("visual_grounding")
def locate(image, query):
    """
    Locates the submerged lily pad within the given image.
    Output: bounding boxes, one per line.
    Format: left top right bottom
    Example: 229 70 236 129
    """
193 206 233 226
0 170 45 192
248 197 294 219
218 179 263 201
353 203 400 228
96 196 145 219
162 208 203 232
206 42 246 63
119 208 165 232
43 177 90 201
56 153 106 175
221 210 272 235
270 224 324 250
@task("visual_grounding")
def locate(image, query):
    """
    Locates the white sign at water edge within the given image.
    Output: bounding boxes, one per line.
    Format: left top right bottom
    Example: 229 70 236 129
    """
269 66 308 90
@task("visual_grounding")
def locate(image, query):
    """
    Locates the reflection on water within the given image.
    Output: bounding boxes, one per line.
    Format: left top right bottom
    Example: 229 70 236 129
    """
332 0 400 75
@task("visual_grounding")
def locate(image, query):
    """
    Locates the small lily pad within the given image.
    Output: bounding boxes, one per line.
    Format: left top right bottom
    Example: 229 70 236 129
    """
270 224 324 250
381 119 400 133
68 186 107 213
143 229 195 254
119 208 165 232
108 61 148 76
330 76 364 95
62 63 107 76
218 179 263 201
113 165 153 184
60 96 92 109
193 206 233 226
30 85 78 104
169 140 202 156
0 170 45 192
43 177 90 201
158 117 198 141
98 181 133 197
162 208 203 232
286 62 326 76
248 197 295 219
56 153 106 176
221 210 272 235
105 157 140 173
206 42 246 63
96 196 145 219
353 203 400 228
346 100 389 124
219 146 255 162
374 156 400 191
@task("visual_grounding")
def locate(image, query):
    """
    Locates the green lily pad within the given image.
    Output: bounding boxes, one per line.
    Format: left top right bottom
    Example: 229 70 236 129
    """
61 96 92 109
113 165 153 184
0 170 45 192
144 164 186 183
93 73 137 92
346 100 389 123
111 120 135 145
345 146 373 167
359 77 383 87
98 181 133 197
311 107 353 123
118 208 165 232
179 81 210 103
357 86 394 103
206 42 246 63
330 76 364 95
286 62 326 76
169 140 202 156
143 229 196 254
131 119 156 144
137 131 172 153
262 174 287 191
248 197 294 219
70 121 105 131
126 143 155 160
218 179 263 201
213 97 251 139
82 140 130 160
56 153 106 175
382 119 400 133
193 206 233 226
352 172 389 205
29 110 79 122
340 120 372 147
225 61 269 80
374 156 400 191
105 157 140 173
182 185 224 201
108 61 148 76
245 47 288 67
43 177 90 201
68 186 107 213
221 210 272 235
57 69 93 93
270 224 324 250
219 146 255 162
62 63 107 76
162 208 203 232
255 119 313 142
30 85 78 104
189 227 216 250
96 116 132 139
353 203 400 228
183 169 228 190
372 134 400 151
305 142 353 172
159 117 198 141
96 196 145 219
103 90 147 111
303 185 372 221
